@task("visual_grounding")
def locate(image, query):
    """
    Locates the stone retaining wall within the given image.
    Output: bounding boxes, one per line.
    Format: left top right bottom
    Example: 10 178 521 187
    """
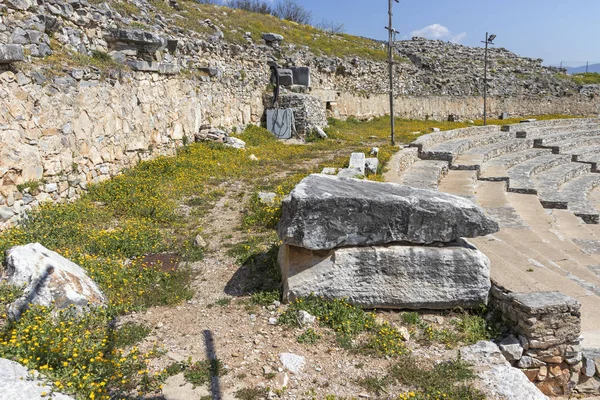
489 284 600 396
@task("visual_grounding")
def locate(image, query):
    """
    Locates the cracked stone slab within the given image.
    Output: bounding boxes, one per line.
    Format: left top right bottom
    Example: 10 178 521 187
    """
278 174 499 250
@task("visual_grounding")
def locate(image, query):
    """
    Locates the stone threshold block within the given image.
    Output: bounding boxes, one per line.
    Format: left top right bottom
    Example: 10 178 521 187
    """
278 174 499 250
279 240 491 309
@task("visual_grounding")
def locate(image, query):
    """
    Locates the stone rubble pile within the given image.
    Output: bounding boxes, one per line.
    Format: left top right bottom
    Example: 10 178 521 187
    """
194 125 246 149
277 174 499 309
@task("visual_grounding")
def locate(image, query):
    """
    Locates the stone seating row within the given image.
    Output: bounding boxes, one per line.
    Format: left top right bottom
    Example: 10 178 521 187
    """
402 118 600 223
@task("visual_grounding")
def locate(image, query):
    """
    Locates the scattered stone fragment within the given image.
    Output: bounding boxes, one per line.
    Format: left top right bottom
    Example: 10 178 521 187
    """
268 317 278 325
365 158 379 174
224 137 246 149
249 154 259 161
499 334 524 361
321 167 337 175
314 126 327 138
298 310 316 326
258 192 277 205
398 326 410 341
279 353 305 374
4 243 107 320
370 147 379 156
193 234 207 248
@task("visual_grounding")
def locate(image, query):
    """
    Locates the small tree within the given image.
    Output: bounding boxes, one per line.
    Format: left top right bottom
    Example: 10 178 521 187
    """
315 19 345 35
228 0 272 14
272 0 312 24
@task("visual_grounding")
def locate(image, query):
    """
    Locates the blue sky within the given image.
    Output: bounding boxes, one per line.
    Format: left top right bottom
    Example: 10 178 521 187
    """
291 0 600 67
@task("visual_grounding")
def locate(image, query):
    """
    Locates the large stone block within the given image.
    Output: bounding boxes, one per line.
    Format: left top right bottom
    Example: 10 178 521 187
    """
278 69 293 86
3 243 106 319
279 240 491 309
290 66 310 86
0 44 24 63
278 174 499 250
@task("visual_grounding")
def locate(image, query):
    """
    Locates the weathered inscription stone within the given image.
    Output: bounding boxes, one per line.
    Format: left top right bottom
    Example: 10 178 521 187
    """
278 174 499 250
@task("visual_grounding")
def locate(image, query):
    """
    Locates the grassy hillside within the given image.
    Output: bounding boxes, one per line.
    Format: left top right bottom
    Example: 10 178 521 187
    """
111 0 388 60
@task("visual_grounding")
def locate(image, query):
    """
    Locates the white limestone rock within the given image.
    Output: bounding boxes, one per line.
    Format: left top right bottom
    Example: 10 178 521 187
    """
279 240 491 309
278 174 499 250
279 353 305 374
461 341 549 400
499 334 524 361
0 358 75 400
3 243 106 319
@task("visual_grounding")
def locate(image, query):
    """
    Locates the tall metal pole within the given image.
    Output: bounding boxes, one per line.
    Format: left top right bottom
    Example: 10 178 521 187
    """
387 0 395 146
483 32 489 126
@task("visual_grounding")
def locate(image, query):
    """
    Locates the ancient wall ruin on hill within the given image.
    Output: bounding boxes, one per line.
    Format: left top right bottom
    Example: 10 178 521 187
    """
0 0 599 227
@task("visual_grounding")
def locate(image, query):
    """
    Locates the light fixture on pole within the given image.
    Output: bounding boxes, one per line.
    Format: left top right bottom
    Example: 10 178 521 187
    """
386 0 399 146
481 32 496 126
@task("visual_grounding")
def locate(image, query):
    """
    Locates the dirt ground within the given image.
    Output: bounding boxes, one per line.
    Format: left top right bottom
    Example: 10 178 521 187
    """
122 185 469 400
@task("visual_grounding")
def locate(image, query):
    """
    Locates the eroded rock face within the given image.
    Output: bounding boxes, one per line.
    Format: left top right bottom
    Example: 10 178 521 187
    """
277 174 499 250
278 240 491 309
3 243 106 319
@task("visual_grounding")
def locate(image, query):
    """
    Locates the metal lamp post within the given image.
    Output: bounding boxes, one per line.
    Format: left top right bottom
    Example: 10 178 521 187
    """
386 0 399 145
481 32 496 126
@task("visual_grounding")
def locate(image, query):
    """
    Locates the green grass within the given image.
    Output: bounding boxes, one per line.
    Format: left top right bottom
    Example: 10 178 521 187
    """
142 0 387 61
297 328 321 344
571 72 600 85
391 356 485 400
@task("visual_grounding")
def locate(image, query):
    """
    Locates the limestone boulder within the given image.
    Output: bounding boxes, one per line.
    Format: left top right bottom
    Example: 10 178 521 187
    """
0 358 75 400
3 243 106 319
279 239 491 309
461 341 549 400
278 174 499 250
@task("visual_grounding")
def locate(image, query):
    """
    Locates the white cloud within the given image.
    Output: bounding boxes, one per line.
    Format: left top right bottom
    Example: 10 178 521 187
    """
450 32 467 43
410 24 449 39
410 24 467 44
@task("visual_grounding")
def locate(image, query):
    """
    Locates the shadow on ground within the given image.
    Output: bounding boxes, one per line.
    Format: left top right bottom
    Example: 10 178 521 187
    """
224 244 281 297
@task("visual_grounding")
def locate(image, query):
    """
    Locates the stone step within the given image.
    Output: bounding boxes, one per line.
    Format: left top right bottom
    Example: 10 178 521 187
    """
382 146 419 184
536 163 592 208
545 174 600 224
507 154 572 194
479 149 552 181
538 133 600 155
513 120 600 138
472 233 600 346
410 125 500 153
399 160 449 190
532 129 600 148
453 138 535 170
421 132 514 162
576 150 600 172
